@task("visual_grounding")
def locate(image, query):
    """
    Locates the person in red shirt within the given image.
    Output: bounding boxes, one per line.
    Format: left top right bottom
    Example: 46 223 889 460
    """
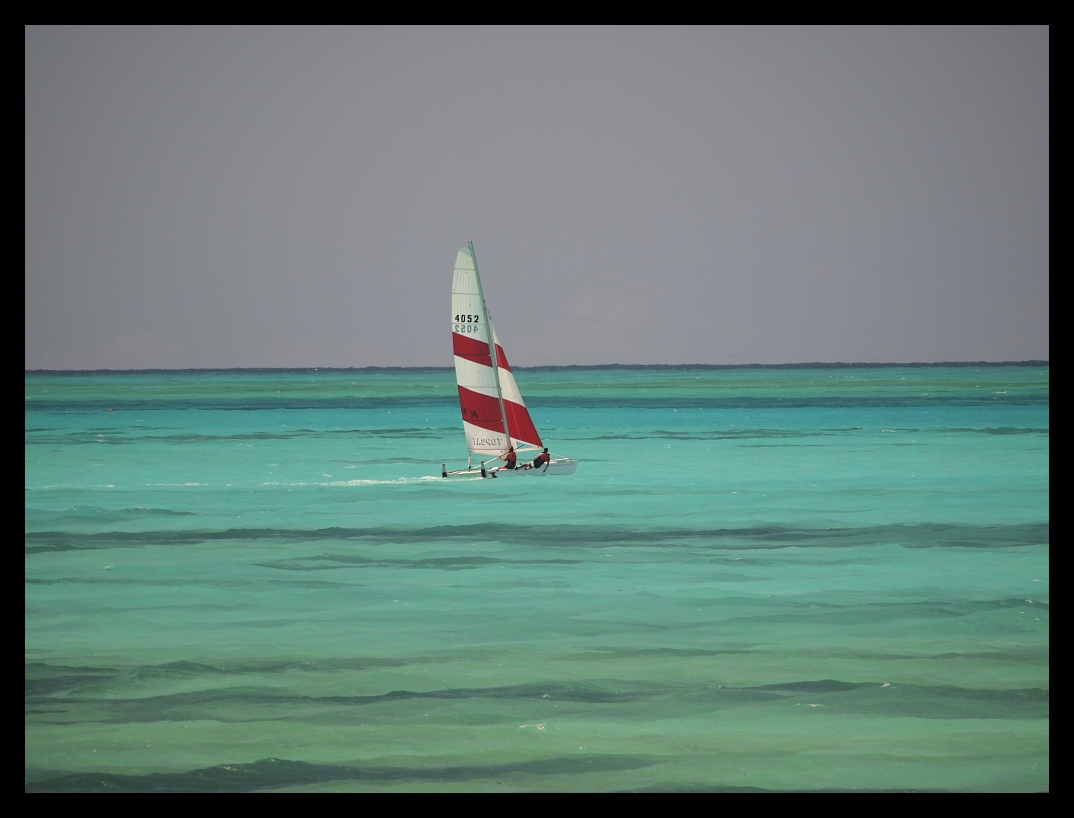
528 448 551 470
498 446 518 470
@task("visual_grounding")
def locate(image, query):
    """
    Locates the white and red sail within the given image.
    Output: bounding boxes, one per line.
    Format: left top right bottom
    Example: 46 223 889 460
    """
452 244 542 455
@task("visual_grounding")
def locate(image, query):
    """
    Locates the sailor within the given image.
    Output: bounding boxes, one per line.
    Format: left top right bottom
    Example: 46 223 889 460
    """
498 445 518 470
528 448 551 470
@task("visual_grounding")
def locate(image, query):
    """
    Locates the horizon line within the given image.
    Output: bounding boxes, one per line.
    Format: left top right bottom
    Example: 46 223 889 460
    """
25 360 1049 374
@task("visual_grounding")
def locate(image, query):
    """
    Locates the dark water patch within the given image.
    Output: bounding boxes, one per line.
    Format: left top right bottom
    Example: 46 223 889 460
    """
782 682 1050 720
123 506 196 516
265 579 361 589
933 648 1049 659
226 618 301 629
25 663 119 696
587 428 862 442
759 680 862 692
787 647 1050 663
622 781 949 785
26 577 357 589
25 522 1049 554
25 754 657 792
26 677 1049 725
257 554 584 572
741 443 827 448
26 658 415 697
578 645 1049 664
576 647 762 659
29 506 199 521
972 426 1049 434
25 507 200 530
886 427 1048 436
107 661 235 687
724 596 1049 627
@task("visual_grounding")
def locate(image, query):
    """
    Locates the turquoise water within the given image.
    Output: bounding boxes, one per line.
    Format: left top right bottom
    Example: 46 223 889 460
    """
25 365 1049 791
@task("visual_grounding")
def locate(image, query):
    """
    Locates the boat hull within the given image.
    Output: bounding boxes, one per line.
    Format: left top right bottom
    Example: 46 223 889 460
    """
538 458 577 475
515 457 577 475
441 458 578 478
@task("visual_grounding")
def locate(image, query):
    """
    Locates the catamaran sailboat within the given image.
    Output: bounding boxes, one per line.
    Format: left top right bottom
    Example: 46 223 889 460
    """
441 242 577 479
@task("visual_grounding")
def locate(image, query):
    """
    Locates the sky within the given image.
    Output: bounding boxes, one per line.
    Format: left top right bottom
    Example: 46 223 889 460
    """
25 26 1049 369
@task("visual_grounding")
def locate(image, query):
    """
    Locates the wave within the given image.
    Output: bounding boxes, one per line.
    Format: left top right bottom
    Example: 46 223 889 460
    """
24 522 1049 554
25 754 657 792
25 669 1048 725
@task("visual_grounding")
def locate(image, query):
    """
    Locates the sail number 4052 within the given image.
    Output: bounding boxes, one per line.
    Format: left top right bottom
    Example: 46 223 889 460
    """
454 314 482 334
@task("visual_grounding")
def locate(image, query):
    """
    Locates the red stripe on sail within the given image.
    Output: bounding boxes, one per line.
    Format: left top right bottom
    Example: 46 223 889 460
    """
504 398 542 448
453 333 491 367
494 344 511 371
457 386 505 433
452 333 511 371
458 388 541 447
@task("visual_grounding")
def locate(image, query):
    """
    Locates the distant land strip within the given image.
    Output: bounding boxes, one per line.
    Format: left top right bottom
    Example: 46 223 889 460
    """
23 396 1051 411
24 360 1049 375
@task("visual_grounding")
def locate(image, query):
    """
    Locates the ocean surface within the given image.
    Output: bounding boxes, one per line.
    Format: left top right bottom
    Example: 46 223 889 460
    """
25 365 1049 791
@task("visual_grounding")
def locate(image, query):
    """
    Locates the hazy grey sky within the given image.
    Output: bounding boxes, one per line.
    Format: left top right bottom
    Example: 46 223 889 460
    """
25 26 1048 368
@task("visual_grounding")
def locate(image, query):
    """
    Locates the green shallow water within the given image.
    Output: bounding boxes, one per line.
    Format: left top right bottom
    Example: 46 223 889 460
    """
25 365 1049 791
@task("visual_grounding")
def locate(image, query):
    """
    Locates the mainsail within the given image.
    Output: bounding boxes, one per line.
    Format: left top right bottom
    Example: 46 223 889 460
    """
452 243 542 455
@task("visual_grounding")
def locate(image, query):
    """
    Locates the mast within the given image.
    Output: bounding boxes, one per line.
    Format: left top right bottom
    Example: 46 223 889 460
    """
469 240 511 452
